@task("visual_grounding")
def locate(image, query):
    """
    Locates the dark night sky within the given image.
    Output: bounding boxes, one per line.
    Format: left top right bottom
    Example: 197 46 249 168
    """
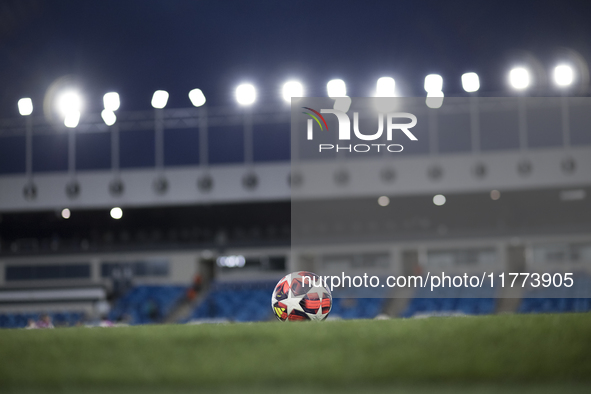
1 0 590 117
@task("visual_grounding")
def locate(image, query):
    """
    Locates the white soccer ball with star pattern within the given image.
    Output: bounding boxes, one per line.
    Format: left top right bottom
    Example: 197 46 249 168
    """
271 271 332 321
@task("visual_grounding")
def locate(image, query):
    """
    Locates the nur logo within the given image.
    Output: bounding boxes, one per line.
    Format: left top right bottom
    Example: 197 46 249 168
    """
303 107 418 153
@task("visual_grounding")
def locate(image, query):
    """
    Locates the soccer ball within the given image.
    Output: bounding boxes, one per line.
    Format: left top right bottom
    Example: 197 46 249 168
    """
271 271 332 321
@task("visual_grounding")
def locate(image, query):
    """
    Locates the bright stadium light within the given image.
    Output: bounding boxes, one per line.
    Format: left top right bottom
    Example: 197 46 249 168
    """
554 65 574 87
64 111 81 128
433 194 446 206
103 92 120 111
376 77 395 97
189 88 206 107
18 98 33 116
57 91 82 117
509 67 530 90
327 79 347 98
424 74 443 93
216 255 246 268
461 72 480 92
426 91 444 109
282 81 304 103
151 90 169 109
235 83 256 105
110 207 123 219
61 208 71 219
333 97 352 113
101 109 117 126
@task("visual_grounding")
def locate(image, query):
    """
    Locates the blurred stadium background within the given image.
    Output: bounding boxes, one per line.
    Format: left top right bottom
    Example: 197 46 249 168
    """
2 1 591 392
1 76 591 328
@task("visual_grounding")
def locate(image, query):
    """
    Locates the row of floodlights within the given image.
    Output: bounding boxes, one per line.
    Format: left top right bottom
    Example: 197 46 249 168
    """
60 188 585 222
58 193 480 220
60 207 123 220
16 64 577 127
16 88 206 128
376 190 502 208
239 64 575 104
59 190 503 220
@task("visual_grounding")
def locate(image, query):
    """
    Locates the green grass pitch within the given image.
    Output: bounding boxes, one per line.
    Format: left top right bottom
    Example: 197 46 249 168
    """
1 313 590 394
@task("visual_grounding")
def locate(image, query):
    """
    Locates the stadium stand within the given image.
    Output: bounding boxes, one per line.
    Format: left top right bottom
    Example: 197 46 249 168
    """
327 280 390 319
108 285 187 324
0 311 84 328
186 281 389 322
187 281 275 322
518 298 591 313
401 298 496 317
330 298 386 319
401 281 497 317
518 272 591 313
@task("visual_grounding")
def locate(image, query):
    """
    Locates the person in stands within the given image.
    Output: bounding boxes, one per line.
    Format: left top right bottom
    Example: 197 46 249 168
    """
36 314 54 329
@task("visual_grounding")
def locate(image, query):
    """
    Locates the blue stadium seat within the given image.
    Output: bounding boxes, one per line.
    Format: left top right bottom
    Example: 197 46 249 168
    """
401 278 498 318
189 282 275 322
518 272 591 314
0 311 85 329
188 281 388 322
109 285 187 325
330 298 386 319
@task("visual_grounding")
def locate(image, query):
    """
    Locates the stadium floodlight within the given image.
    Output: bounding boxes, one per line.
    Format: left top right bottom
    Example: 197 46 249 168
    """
103 92 120 111
426 91 444 109
282 81 304 103
101 109 117 126
151 90 169 109
433 194 446 206
61 208 71 219
189 88 206 107
110 207 123 219
509 67 530 90
216 255 246 268
461 72 480 93
64 111 81 128
18 98 33 116
376 77 395 97
235 84 256 105
57 91 82 117
327 79 347 98
424 74 443 93
553 65 574 87
333 96 352 112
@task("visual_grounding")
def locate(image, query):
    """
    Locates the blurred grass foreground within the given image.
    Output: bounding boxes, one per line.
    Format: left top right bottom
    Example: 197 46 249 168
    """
1 313 590 394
